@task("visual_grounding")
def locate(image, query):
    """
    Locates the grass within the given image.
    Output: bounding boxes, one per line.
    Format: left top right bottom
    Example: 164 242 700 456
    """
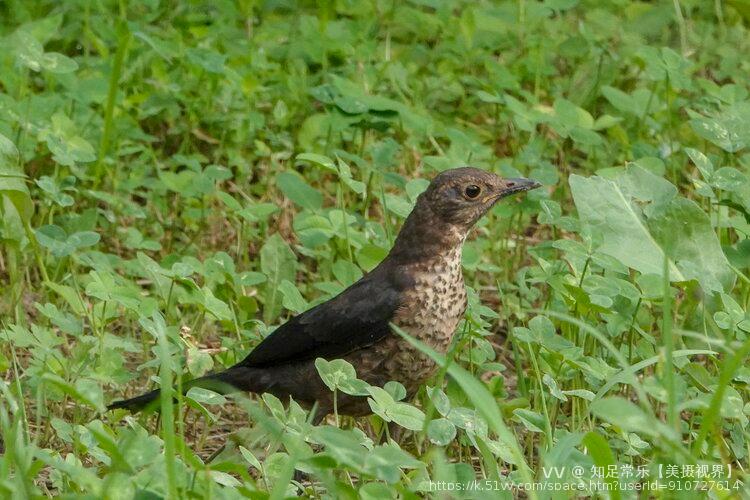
1 0 750 497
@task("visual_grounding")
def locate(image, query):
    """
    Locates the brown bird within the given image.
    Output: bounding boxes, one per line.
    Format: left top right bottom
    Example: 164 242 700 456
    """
109 167 540 419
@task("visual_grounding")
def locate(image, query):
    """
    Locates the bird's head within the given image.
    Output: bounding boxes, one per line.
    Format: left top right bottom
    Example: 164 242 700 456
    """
421 167 541 230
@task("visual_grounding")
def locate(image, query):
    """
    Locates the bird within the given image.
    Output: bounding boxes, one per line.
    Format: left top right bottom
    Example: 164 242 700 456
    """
108 167 540 419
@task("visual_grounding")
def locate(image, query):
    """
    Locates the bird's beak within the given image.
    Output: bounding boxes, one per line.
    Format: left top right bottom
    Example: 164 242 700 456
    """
496 177 542 199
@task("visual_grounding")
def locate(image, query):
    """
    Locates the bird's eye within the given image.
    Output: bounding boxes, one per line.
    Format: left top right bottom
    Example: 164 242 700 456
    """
464 184 481 199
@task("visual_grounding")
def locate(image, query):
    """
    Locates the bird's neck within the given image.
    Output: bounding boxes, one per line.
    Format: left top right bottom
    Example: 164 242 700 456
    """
387 197 466 265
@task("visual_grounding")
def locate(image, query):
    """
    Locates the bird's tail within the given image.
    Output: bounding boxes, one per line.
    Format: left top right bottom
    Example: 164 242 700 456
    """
107 365 258 413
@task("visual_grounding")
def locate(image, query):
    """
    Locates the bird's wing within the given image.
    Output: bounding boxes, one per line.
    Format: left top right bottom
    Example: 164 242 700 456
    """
241 265 406 368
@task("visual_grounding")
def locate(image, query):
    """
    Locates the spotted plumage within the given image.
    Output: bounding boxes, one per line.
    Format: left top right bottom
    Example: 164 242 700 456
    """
108 167 540 417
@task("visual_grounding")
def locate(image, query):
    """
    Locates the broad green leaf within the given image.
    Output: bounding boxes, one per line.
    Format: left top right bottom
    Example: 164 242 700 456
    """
385 402 425 431
186 347 214 377
209 471 241 487
19 14 63 44
336 157 366 196
0 133 20 167
185 47 226 73
428 386 451 416
36 175 74 207
131 28 175 62
41 52 78 73
12 29 45 71
383 193 412 218
562 389 595 401
239 446 263 471
513 408 545 433
638 46 692 90
582 432 621 500
35 302 83 336
332 259 362 286
278 279 308 313
35 225 100 257
310 425 369 470
356 244 388 272
383 381 406 401
427 418 457 446
296 152 336 171
35 224 71 256
201 287 232 321
570 166 733 293
590 397 655 435
42 373 104 411
260 233 297 322
688 103 750 153
0 133 33 223
685 148 714 179
34 450 101 492
186 387 226 405
45 282 87 315
362 444 422 483
315 358 369 396
359 482 393 500
276 171 323 210
713 167 747 192
542 373 567 401
238 271 267 287
43 113 96 166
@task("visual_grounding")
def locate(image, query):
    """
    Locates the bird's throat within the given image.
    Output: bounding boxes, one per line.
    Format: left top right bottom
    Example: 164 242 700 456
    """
388 198 468 265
